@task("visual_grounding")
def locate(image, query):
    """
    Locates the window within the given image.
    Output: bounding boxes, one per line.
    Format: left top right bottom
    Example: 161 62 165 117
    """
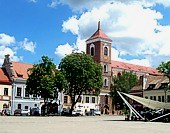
4 88 8 96
25 106 28 110
18 104 21 109
17 87 22 97
25 89 29 97
104 46 108 56
117 72 121 77
90 44 95 56
162 96 165 102
64 96 68 104
150 96 153 100
153 96 156 101
92 97 95 103
103 64 108 72
104 78 108 87
167 95 170 102
158 96 161 102
85 97 89 103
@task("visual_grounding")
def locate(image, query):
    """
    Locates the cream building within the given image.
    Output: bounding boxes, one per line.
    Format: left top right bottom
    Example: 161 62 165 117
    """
143 75 170 103
0 68 12 112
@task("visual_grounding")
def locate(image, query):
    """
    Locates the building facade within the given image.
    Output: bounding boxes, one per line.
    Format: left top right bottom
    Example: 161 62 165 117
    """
2 55 63 115
0 68 12 112
143 75 170 103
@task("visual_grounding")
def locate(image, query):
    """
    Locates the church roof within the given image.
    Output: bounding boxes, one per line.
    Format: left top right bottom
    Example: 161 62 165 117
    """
111 60 161 75
12 62 33 79
86 21 112 42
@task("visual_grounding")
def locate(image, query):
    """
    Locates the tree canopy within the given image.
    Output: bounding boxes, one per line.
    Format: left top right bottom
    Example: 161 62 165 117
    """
157 61 170 102
26 56 65 102
58 52 103 113
110 71 138 109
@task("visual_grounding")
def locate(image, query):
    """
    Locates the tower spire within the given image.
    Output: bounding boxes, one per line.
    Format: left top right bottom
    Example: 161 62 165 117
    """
98 21 100 30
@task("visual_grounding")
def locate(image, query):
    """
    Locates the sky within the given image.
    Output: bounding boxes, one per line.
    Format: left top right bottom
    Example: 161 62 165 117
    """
0 0 170 68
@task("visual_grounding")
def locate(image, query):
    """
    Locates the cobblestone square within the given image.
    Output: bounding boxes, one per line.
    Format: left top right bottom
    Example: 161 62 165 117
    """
0 115 170 133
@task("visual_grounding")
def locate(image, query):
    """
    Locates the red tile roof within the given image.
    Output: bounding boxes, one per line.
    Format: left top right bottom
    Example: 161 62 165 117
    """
111 60 161 75
12 62 33 79
86 21 112 42
0 68 11 84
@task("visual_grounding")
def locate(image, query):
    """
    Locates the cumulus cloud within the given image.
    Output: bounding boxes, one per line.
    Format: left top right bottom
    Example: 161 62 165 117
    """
48 0 170 11
62 16 79 35
29 0 38 3
55 43 74 57
59 2 170 67
0 33 36 66
0 33 15 46
0 46 23 66
19 38 36 53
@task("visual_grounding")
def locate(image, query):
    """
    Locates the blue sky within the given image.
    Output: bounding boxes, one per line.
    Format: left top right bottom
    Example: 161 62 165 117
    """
0 0 170 68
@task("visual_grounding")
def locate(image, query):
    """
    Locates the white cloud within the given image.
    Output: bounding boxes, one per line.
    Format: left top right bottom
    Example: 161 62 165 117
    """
55 43 74 57
60 2 170 67
62 16 79 35
0 46 23 66
50 0 170 12
0 33 36 66
19 38 36 53
29 0 38 3
0 33 15 46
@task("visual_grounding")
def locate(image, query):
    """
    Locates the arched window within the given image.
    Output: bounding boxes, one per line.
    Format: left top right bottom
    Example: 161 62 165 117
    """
90 44 95 56
117 72 121 77
104 46 108 56
104 78 108 87
104 64 108 72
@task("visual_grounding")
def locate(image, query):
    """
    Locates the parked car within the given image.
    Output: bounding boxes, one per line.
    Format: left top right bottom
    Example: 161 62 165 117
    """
76 110 85 116
94 109 101 116
14 109 22 116
31 107 40 116
72 110 77 116
21 109 30 116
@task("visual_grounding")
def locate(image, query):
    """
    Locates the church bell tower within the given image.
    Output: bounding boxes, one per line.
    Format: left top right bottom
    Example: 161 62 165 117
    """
86 21 112 114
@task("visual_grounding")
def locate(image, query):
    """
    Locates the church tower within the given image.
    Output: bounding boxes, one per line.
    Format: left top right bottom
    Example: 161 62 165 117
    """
86 21 112 114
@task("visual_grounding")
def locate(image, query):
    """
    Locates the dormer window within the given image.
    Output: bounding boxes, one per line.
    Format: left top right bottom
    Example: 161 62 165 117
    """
90 44 95 56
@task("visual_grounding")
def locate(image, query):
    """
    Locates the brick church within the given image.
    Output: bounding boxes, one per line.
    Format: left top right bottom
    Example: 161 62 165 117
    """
85 21 160 114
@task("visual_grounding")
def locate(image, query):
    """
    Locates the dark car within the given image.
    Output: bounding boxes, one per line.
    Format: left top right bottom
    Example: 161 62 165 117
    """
31 107 40 116
14 109 22 116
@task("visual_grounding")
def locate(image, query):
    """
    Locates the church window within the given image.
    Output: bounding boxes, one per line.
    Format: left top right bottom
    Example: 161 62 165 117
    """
90 44 95 56
104 46 108 56
104 78 108 87
104 64 108 72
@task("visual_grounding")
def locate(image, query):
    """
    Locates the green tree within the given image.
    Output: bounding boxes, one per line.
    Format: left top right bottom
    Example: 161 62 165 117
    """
26 56 65 114
157 61 170 102
110 71 138 110
59 52 103 114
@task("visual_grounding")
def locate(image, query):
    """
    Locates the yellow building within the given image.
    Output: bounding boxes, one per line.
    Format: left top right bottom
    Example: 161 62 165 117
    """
0 68 12 112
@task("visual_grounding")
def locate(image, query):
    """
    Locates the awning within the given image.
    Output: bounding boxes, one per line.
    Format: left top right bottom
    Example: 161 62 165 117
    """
121 92 170 110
